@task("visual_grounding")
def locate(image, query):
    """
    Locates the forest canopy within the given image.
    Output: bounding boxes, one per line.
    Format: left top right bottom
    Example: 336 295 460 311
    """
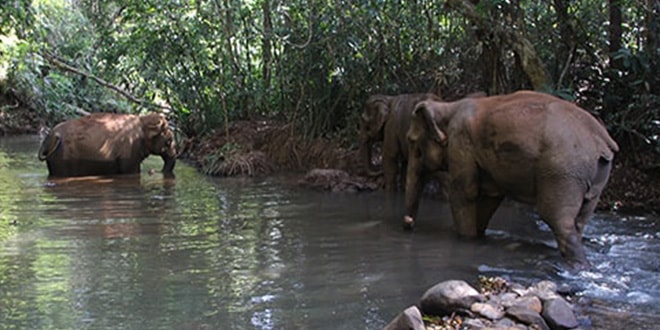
1 0 658 152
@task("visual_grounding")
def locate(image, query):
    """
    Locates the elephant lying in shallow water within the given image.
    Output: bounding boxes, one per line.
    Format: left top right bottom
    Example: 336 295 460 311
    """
359 93 443 191
38 112 176 177
404 91 619 268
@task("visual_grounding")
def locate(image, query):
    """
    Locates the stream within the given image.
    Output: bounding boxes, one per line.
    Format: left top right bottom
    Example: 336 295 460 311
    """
0 135 658 329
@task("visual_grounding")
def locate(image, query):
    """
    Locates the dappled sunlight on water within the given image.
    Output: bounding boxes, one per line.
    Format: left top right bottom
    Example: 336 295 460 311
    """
0 135 658 329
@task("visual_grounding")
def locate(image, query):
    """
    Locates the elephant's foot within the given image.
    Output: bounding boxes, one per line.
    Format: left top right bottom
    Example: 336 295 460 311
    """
403 215 415 230
563 248 592 272
558 234 591 271
567 258 592 272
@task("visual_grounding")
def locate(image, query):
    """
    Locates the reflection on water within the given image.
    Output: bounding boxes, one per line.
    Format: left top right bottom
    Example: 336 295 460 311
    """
0 135 658 329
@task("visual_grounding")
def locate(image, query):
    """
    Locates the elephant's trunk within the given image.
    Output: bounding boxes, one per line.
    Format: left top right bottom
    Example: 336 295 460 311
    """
359 138 382 177
403 159 424 230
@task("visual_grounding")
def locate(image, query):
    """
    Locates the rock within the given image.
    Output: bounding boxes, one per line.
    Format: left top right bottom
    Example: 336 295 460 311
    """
420 280 484 316
471 302 505 320
499 292 519 307
462 318 487 329
542 298 579 330
532 280 560 301
510 295 543 314
299 168 377 192
506 305 550 330
493 317 524 329
382 305 425 330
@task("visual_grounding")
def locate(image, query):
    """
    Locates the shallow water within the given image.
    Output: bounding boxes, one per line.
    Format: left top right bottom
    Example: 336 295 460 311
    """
0 135 658 329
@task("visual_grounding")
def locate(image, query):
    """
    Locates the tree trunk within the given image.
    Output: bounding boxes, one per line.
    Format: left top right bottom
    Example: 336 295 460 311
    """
446 0 552 91
645 0 659 94
509 36 552 91
552 0 576 86
609 0 623 71
262 0 272 93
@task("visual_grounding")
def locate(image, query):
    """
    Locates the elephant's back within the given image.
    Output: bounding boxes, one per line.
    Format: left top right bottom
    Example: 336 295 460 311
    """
52 113 142 160
73 113 140 131
545 100 619 160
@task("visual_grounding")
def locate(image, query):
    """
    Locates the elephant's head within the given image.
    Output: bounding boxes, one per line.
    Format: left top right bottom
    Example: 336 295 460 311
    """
407 100 449 173
359 94 393 175
403 100 451 226
141 113 177 174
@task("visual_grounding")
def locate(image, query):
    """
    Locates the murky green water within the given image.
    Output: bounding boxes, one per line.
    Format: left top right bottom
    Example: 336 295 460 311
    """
0 135 658 329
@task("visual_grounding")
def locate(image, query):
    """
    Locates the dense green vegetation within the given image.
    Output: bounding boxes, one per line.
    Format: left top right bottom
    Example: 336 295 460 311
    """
1 0 658 151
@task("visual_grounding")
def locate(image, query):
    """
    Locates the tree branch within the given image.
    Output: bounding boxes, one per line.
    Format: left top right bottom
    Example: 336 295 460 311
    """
41 52 172 112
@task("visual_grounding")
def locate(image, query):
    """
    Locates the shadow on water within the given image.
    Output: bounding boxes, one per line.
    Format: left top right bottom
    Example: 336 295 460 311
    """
0 135 658 329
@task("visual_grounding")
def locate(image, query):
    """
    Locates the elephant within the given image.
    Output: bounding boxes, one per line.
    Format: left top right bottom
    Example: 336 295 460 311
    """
404 90 619 268
359 93 443 191
38 112 176 177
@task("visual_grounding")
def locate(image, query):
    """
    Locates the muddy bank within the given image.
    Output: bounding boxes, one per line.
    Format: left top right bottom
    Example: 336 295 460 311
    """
180 120 659 215
0 89 43 136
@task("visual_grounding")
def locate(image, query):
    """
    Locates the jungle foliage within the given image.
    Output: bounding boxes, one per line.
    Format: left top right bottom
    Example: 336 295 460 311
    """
0 0 658 152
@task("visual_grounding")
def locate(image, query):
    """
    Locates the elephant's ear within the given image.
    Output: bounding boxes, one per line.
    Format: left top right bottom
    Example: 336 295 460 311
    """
141 113 168 138
413 101 447 145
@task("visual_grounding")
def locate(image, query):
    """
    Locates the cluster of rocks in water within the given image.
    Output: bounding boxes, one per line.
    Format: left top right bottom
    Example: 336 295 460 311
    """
385 277 584 330
298 168 379 192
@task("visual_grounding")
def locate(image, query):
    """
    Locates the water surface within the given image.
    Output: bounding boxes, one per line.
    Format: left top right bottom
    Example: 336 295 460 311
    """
0 135 658 329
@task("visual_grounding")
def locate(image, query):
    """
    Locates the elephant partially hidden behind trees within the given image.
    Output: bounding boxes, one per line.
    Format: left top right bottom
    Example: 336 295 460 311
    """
359 93 444 191
38 112 177 177
404 91 619 268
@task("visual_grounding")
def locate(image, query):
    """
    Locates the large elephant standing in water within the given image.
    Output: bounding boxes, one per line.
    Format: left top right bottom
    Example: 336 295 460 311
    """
359 93 443 191
404 91 619 268
38 112 176 177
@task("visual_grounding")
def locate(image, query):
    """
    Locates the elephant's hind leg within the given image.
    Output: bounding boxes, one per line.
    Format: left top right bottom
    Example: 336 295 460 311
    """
575 159 612 236
575 196 599 238
537 181 590 268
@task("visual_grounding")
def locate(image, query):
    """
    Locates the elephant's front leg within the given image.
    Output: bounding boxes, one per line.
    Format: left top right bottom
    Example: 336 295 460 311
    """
383 154 399 192
382 135 401 192
448 162 481 237
475 195 504 237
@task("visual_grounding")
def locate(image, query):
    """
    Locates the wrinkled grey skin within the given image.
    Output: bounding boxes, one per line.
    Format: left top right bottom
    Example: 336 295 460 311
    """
359 93 442 191
405 91 619 268
38 112 176 177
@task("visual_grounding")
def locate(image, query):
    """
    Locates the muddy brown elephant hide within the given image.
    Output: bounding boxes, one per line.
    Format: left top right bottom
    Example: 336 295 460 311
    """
404 91 619 268
359 93 443 191
38 112 176 177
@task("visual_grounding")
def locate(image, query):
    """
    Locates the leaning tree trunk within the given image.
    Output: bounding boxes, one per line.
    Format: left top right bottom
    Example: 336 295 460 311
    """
507 36 552 91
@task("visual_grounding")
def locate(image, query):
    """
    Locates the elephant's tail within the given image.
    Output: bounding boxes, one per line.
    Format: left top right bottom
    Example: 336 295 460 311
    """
38 132 61 161
596 130 619 163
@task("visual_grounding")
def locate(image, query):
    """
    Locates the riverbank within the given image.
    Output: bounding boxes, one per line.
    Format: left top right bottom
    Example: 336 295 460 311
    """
180 120 659 215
